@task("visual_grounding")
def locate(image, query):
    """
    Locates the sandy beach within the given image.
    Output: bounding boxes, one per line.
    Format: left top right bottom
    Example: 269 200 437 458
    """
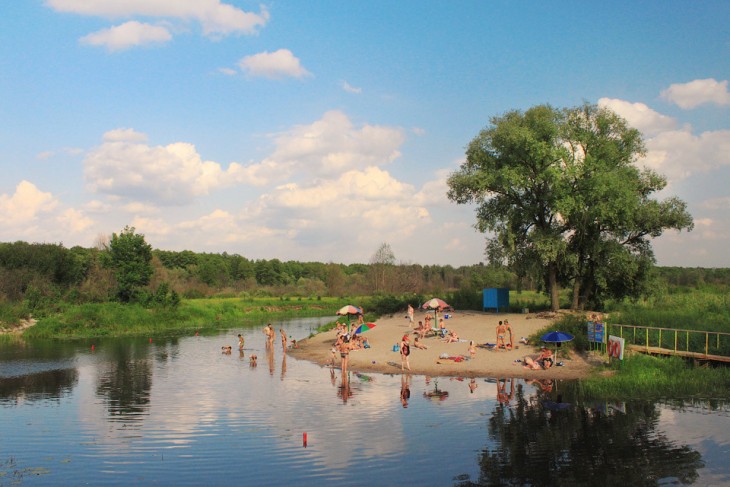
289 309 596 379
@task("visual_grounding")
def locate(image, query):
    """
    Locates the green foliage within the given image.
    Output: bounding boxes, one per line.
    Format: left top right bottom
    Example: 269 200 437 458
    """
105 226 153 303
605 285 730 332
448 103 693 311
578 354 730 400
24 297 341 338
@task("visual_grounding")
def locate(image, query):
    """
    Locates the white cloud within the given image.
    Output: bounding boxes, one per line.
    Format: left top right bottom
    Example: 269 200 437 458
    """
660 78 730 109
58 208 94 233
48 0 269 45
342 81 362 94
80 21 172 51
598 98 677 137
641 128 730 180
104 128 148 143
263 110 405 177
598 98 730 181
84 129 240 205
237 49 312 79
0 181 58 225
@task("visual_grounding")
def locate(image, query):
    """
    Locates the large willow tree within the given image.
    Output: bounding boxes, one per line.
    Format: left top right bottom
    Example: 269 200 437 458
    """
447 103 693 310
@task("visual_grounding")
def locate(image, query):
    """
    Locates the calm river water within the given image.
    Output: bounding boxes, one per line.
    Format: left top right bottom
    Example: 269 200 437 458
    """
1 316 728 486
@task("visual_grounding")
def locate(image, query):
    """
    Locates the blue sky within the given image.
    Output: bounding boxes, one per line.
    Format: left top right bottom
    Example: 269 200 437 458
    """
1 1 729 267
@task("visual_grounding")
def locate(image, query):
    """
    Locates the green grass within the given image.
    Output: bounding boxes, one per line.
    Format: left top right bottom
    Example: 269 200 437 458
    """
605 286 730 332
577 353 730 400
528 311 730 401
23 297 341 339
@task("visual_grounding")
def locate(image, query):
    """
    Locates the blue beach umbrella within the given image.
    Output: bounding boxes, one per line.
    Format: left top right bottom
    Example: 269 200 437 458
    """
541 331 574 362
541 331 574 343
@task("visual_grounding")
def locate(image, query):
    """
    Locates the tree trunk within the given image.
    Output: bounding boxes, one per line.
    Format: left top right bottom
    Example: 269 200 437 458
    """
571 279 581 310
548 263 560 311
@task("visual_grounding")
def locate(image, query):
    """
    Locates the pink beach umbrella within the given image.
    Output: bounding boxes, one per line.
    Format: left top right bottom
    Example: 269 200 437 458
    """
422 298 451 328
336 304 363 333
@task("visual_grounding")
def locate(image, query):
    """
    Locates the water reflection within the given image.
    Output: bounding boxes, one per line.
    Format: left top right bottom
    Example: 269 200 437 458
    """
469 389 705 486
95 340 153 421
0 319 727 486
0 368 78 404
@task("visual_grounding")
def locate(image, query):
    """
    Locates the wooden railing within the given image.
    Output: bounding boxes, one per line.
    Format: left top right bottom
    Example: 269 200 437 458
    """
607 323 730 363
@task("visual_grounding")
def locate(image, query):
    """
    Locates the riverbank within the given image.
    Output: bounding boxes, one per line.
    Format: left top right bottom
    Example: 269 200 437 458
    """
289 310 598 379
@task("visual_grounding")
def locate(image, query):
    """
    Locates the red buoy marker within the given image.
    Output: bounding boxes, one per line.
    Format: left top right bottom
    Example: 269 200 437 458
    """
303 432 308 447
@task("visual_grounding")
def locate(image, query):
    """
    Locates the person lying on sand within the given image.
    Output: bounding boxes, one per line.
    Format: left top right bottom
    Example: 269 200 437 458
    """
413 336 428 349
523 347 554 370
444 330 459 343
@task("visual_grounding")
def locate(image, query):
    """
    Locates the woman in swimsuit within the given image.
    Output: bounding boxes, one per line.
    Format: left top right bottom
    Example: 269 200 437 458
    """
400 335 411 371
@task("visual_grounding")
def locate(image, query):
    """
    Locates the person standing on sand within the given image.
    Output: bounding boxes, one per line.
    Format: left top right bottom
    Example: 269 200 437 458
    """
400 335 411 371
504 319 514 349
407 304 414 326
496 321 508 349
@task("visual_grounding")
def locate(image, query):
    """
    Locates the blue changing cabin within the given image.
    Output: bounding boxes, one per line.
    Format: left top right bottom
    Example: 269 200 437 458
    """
483 288 509 312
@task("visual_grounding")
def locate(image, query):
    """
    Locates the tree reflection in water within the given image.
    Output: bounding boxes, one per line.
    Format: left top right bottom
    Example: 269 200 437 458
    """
459 383 704 486
95 340 153 421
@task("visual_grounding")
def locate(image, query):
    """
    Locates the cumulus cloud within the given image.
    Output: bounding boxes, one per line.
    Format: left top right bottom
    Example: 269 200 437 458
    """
641 128 730 180
48 0 269 47
598 97 730 181
237 166 430 256
0 181 95 244
0 181 58 225
58 208 94 232
84 129 240 205
660 78 730 109
598 98 677 137
80 21 172 51
263 110 405 176
237 49 311 79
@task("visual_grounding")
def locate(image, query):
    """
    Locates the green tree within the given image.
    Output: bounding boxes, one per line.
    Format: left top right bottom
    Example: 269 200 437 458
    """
105 226 153 303
560 103 693 308
448 105 568 310
448 103 693 311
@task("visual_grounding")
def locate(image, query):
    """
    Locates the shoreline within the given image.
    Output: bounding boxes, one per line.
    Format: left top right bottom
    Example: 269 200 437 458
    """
289 310 598 379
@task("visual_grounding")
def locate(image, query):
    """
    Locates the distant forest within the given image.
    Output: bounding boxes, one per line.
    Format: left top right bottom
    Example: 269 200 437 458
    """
1 240 728 306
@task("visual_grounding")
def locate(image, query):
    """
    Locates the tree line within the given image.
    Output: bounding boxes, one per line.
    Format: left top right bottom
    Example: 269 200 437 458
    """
0 234 522 310
1 235 727 312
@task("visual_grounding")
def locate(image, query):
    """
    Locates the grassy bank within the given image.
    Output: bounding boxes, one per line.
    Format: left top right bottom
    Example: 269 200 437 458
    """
577 353 730 400
23 297 341 339
527 301 730 400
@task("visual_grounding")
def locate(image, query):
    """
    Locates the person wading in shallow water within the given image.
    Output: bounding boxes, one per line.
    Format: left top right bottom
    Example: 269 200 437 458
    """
338 336 352 376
